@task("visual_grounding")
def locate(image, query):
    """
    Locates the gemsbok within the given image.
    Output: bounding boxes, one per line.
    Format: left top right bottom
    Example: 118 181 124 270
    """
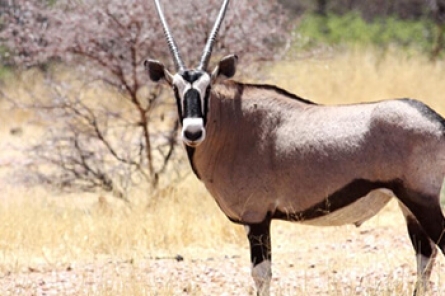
145 0 445 295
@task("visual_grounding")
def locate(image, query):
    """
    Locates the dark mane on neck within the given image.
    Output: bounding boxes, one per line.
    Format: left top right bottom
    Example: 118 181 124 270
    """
246 83 317 105
217 80 317 105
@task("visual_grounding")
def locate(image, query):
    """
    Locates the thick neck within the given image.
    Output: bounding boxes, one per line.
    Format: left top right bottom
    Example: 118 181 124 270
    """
183 82 239 178
186 80 312 180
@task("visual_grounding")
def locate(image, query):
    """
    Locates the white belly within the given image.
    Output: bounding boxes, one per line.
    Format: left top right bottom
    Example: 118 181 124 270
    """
300 189 393 227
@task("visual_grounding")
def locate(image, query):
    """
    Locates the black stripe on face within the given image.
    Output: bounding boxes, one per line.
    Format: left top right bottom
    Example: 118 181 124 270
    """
203 85 210 125
173 86 183 123
273 179 400 221
181 70 203 84
174 70 210 125
183 88 203 119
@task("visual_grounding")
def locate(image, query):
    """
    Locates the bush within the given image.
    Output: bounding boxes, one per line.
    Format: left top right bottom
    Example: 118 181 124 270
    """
0 0 289 196
296 12 435 51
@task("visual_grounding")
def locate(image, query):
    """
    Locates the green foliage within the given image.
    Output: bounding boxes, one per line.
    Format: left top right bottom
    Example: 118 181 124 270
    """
0 46 12 80
296 13 436 51
0 66 12 80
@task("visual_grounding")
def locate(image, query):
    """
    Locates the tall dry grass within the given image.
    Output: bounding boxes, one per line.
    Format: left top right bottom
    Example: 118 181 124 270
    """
1 47 445 295
0 183 245 273
267 47 445 114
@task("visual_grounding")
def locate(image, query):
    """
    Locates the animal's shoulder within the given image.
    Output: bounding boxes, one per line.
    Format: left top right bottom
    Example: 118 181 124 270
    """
370 99 445 135
399 98 445 130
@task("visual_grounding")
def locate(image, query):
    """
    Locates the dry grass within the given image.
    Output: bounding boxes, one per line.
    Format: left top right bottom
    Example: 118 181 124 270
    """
266 47 445 114
1 47 445 295
0 183 245 272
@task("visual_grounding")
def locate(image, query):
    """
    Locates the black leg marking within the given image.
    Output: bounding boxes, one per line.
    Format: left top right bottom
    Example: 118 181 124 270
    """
406 216 435 258
394 186 445 251
406 214 438 294
397 188 443 296
247 219 272 296
247 219 272 266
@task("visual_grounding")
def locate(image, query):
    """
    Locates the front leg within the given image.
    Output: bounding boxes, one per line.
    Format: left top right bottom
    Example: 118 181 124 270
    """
246 219 272 296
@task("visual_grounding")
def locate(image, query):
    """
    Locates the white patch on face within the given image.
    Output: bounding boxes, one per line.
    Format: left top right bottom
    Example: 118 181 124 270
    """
181 117 206 146
193 73 210 96
172 73 189 96
191 73 210 114
251 260 271 296
172 74 190 114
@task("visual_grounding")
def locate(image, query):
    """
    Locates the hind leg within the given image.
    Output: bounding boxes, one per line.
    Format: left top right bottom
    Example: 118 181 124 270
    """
394 188 445 252
399 202 438 295
394 183 445 294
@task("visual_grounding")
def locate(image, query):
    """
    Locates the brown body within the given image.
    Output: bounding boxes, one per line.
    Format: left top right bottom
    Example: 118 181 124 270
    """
147 1 445 294
192 81 445 225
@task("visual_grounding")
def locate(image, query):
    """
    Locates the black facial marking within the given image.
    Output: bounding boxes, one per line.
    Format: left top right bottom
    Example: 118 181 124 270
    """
181 70 203 83
184 129 203 141
183 88 203 119
174 70 210 125
173 86 183 123
203 85 210 125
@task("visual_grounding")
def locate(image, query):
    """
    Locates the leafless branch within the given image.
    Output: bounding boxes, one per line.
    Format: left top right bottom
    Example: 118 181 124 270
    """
0 0 289 197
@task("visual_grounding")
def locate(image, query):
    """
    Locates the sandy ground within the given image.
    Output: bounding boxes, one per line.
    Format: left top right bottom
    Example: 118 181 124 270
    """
1 220 445 296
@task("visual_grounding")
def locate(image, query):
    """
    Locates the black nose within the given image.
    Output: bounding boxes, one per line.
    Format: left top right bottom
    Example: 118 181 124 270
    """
184 130 203 141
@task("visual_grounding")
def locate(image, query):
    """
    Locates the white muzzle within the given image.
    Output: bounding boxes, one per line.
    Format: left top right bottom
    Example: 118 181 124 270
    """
181 118 206 147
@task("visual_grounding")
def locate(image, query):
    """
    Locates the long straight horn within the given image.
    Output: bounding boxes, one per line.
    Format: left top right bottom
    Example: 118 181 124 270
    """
154 0 185 71
197 0 230 71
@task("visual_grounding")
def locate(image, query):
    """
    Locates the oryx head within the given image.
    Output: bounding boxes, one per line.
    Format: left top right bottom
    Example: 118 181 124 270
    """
145 0 237 147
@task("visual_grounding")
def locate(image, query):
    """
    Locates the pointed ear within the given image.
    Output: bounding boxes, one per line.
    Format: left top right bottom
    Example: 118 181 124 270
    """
211 54 238 82
144 60 174 85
